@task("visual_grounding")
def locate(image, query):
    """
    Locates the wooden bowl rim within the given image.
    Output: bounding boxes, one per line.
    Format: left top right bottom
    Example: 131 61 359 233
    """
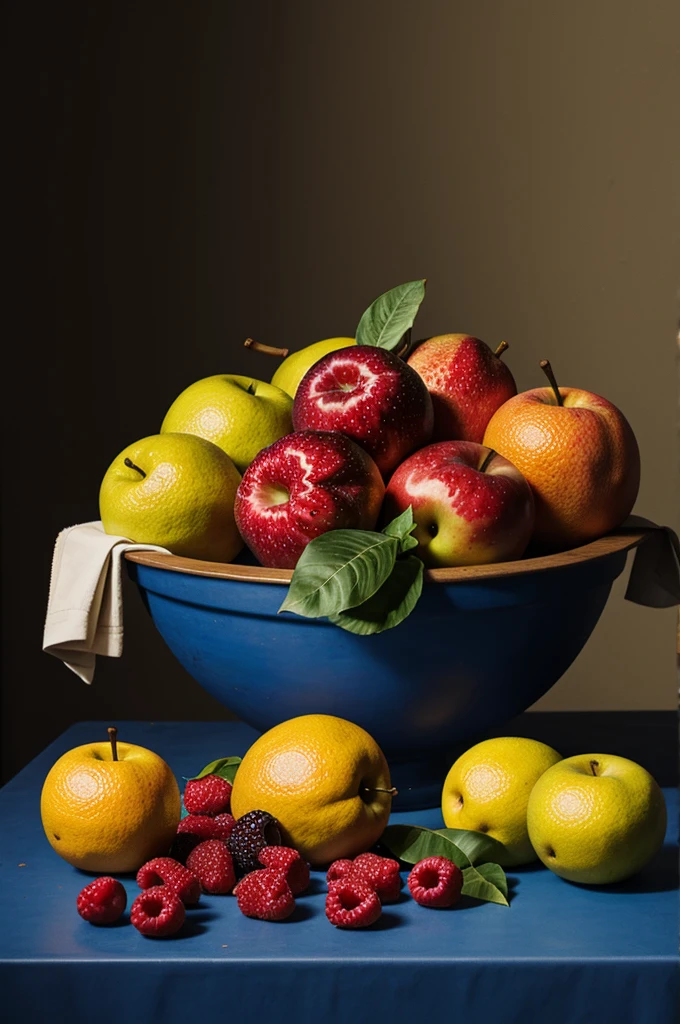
124 528 648 585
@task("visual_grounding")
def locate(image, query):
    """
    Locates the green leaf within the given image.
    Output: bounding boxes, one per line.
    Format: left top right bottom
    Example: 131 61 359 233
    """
191 756 242 784
380 824 471 869
279 530 398 618
435 828 508 866
462 862 509 906
356 280 426 352
381 506 419 553
330 556 423 635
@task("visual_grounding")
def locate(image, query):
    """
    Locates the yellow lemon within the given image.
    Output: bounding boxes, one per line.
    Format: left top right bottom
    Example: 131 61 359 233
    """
40 731 180 872
527 754 667 884
271 338 356 398
230 714 393 866
99 432 242 561
161 374 293 474
442 736 562 865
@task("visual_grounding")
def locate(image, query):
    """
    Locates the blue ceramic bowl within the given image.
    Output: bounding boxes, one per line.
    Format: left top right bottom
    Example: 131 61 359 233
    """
126 530 644 808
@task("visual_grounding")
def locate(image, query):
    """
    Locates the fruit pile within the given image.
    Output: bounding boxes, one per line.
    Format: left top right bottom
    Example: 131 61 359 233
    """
47 715 665 942
98 280 640 632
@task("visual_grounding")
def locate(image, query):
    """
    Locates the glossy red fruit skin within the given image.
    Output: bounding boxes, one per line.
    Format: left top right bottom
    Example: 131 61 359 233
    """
186 839 236 894
292 347 434 477
407 856 463 908
234 867 296 921
76 876 127 924
130 886 186 937
408 335 517 444
325 878 382 928
383 440 535 568
258 846 311 895
234 430 385 568
183 775 232 816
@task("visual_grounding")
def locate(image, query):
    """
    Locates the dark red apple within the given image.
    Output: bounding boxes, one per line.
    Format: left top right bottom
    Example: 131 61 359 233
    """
407 335 517 443
292 346 434 477
382 440 535 567
234 430 385 568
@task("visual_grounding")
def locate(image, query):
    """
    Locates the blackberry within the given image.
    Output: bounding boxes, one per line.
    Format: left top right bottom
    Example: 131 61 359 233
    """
228 810 283 875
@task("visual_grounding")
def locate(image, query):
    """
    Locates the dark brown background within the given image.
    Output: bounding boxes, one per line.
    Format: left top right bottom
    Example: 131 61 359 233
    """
4 1 679 782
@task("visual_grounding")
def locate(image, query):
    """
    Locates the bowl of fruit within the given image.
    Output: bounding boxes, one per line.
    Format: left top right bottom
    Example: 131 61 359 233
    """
106 282 648 808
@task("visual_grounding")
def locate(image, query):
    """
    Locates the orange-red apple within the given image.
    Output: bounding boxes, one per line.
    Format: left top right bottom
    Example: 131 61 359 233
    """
483 361 640 551
407 335 517 443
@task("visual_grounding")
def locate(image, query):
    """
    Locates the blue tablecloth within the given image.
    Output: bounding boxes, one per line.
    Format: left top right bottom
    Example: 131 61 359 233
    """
1 721 677 1024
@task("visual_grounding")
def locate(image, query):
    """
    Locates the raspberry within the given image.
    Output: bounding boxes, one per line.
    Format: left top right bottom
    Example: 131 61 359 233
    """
407 856 463 908
213 813 237 840
76 876 127 924
325 878 381 928
351 853 402 903
184 775 232 816
326 859 354 885
136 857 201 906
186 839 236 894
258 846 310 895
131 886 186 937
228 810 283 875
171 813 236 863
234 868 295 921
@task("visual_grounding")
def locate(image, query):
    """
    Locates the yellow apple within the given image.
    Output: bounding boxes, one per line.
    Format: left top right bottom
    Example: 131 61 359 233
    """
161 374 292 474
100 432 242 561
41 727 180 872
527 753 667 884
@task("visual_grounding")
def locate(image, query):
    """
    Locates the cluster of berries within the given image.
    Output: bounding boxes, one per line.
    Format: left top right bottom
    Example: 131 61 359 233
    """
324 853 463 927
76 773 310 935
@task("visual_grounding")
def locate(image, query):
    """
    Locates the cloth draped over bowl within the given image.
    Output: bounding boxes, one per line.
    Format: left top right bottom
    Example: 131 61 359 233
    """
42 521 168 683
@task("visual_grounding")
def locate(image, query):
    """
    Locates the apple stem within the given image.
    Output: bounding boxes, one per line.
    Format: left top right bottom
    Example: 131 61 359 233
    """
495 340 509 358
479 448 496 473
540 360 564 406
395 328 413 360
247 382 256 395
108 726 119 762
124 457 146 479
590 759 599 776
243 338 289 359
362 786 398 797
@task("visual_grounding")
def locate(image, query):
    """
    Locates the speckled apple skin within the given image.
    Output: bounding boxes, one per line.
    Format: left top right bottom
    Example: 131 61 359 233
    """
383 441 535 567
483 387 640 550
292 347 434 477
234 430 385 568
407 335 517 443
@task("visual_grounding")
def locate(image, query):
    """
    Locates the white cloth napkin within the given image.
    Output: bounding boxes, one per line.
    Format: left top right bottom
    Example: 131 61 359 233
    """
42 521 169 684
43 517 679 686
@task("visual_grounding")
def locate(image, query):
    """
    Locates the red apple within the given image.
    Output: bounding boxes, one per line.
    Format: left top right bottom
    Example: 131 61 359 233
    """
407 335 517 443
234 430 385 568
382 441 535 568
292 346 434 477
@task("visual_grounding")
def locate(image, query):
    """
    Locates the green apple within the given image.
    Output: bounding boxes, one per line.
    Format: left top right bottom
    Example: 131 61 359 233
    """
527 753 667 885
99 433 243 562
161 375 293 474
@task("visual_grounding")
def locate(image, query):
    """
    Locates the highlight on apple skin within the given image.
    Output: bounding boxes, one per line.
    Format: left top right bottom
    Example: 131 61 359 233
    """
382 440 535 568
407 334 517 443
234 430 385 569
292 346 434 478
